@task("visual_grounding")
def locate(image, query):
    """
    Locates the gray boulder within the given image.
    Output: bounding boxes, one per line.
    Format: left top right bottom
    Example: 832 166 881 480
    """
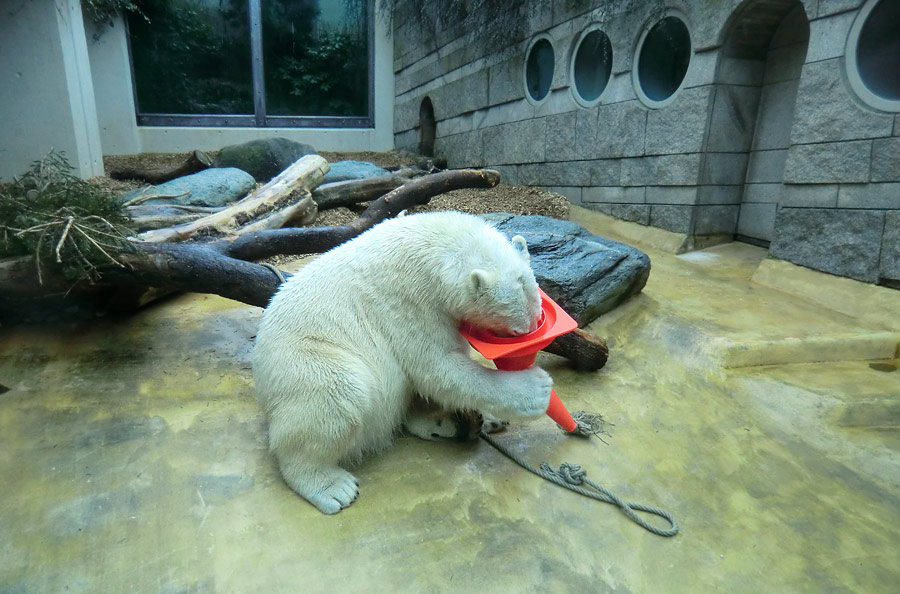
481 213 651 325
213 138 316 182
323 160 390 183
117 167 255 208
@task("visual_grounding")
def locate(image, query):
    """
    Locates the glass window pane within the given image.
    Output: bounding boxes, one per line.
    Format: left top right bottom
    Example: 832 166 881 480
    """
856 0 900 101
638 16 691 103
128 0 253 115
263 0 370 117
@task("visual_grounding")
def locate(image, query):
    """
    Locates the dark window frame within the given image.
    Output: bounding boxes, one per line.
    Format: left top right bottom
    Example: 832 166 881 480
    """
125 0 376 129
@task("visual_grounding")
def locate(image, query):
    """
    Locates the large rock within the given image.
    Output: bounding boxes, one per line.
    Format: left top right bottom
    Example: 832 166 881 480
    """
481 213 651 325
213 138 316 182
117 167 255 207
322 160 390 184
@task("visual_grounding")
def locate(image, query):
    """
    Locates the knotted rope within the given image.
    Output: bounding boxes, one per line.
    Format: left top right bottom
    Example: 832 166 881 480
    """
479 411 679 538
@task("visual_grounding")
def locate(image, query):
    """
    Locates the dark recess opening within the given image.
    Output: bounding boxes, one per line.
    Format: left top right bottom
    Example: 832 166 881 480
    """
418 96 436 156
526 38 554 102
573 29 613 103
637 16 691 103
856 0 900 100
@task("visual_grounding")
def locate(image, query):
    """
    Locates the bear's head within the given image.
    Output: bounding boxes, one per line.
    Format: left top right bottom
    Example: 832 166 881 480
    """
458 234 542 337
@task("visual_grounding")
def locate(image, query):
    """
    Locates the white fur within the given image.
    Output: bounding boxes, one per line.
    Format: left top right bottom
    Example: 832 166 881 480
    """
252 211 551 514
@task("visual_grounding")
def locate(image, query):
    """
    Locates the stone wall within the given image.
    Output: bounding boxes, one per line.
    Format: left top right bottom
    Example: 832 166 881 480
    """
393 0 900 287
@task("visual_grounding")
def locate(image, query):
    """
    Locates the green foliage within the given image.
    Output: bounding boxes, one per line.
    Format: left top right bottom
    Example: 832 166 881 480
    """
0 152 135 283
127 0 253 115
272 30 368 116
127 0 369 118
82 0 147 28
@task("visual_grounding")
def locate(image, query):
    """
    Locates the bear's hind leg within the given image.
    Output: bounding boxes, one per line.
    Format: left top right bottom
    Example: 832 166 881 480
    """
481 412 509 434
277 454 359 515
404 396 507 441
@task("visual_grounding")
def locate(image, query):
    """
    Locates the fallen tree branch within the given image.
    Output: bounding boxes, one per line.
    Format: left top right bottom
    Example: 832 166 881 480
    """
311 168 423 210
108 150 213 185
122 189 190 207
544 328 609 371
220 168 502 261
127 204 225 232
138 154 327 243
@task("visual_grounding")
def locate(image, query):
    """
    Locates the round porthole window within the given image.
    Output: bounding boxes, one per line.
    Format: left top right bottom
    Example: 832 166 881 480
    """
633 14 692 108
524 35 555 104
570 27 613 107
846 0 900 112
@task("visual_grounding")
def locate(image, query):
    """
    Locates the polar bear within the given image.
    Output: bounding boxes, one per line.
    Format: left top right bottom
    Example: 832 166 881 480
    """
251 211 552 514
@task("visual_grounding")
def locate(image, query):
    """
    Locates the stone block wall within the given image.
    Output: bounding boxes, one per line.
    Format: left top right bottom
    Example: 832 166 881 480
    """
393 0 899 287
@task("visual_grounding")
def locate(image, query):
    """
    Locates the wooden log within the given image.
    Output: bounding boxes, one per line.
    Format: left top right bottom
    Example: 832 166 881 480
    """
544 328 609 371
108 150 212 184
127 204 225 231
235 194 318 234
312 173 411 210
138 155 327 243
222 168 502 261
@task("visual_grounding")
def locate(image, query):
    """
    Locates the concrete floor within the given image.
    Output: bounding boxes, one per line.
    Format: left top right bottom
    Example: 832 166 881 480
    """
1 207 899 593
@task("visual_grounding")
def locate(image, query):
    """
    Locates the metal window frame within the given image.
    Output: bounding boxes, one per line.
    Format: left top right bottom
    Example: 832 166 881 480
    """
127 0 375 129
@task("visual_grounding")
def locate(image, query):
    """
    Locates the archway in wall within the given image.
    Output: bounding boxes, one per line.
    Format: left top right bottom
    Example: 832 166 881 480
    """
418 96 436 157
708 0 809 246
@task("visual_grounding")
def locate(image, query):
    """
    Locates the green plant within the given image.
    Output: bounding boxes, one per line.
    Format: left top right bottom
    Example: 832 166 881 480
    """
82 0 148 28
273 30 368 116
127 0 253 114
0 151 135 284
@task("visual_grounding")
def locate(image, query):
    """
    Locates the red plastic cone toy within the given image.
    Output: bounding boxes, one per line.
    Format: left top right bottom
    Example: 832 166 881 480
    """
460 288 579 432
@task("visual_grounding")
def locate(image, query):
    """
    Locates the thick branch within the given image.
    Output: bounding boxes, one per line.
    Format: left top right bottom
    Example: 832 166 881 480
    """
312 171 413 210
127 204 225 231
108 150 212 185
114 243 282 308
221 168 501 261
544 328 609 371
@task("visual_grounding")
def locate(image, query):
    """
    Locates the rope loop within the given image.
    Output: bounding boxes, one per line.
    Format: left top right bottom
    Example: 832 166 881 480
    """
479 411 679 538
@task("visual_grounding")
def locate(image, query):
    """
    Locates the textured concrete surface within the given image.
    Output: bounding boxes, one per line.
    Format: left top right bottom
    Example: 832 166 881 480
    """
394 1 900 285
2 208 899 593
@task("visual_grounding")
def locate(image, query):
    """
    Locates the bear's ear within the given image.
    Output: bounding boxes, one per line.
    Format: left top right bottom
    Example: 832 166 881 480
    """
511 235 530 261
470 269 494 293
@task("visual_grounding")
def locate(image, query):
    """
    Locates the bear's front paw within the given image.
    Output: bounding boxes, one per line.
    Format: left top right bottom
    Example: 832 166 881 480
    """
504 367 553 418
308 469 359 515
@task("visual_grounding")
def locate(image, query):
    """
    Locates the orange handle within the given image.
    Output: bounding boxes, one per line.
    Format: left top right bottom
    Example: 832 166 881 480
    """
546 389 578 433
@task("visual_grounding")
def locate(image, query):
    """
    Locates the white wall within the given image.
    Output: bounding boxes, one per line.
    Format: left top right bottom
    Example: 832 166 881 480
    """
84 19 140 156
0 0 103 180
87 9 395 156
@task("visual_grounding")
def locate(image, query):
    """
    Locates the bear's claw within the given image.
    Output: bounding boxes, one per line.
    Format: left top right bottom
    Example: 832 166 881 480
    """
292 467 359 515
